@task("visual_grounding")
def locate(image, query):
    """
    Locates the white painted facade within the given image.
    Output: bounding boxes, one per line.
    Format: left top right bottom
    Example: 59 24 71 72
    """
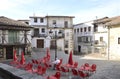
93 22 108 55
29 16 50 48
74 21 94 54
29 16 74 54
47 16 74 54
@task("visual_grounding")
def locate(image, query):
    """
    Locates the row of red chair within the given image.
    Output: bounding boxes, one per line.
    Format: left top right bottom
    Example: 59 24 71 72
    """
71 68 89 79
79 63 97 73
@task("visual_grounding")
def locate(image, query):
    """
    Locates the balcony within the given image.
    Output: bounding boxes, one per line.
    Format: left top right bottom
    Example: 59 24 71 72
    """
32 34 47 38
50 34 64 39
94 41 107 47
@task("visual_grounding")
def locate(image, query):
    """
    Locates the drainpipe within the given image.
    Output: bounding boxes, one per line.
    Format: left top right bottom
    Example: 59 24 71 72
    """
108 26 110 60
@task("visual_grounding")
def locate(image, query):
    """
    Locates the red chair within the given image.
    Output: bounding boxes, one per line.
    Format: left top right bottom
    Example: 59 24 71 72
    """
84 63 90 71
44 62 50 68
33 65 42 73
37 66 47 75
72 62 78 68
53 71 61 79
61 66 69 75
79 65 85 71
71 68 78 78
24 62 31 69
25 63 33 73
32 59 36 64
35 60 39 64
78 70 88 79
90 64 97 73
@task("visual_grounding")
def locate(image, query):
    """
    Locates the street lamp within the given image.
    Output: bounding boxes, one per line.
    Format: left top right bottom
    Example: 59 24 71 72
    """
49 26 62 61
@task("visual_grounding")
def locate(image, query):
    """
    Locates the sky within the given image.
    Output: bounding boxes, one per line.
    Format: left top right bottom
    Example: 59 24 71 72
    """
0 0 120 24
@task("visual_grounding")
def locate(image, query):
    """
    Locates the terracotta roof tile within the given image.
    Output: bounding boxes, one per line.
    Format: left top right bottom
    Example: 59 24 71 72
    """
0 16 30 27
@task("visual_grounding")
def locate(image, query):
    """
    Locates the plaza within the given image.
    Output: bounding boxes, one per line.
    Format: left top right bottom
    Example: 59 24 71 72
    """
0 48 120 79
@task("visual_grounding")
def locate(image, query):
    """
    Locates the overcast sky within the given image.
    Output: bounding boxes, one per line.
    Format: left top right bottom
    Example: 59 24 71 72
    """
0 0 120 24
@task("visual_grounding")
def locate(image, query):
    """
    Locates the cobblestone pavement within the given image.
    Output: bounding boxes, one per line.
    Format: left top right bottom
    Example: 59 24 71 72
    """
1 48 120 79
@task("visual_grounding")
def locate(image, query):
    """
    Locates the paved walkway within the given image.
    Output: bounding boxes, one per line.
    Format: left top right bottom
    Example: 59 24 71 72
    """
1 48 120 79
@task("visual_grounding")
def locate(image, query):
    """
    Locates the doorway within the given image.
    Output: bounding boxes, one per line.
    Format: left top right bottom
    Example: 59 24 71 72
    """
6 46 13 59
37 39 44 48
78 45 81 53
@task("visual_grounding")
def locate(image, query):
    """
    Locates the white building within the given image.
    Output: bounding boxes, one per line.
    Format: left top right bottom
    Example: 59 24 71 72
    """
29 16 50 49
29 15 74 54
74 21 94 54
93 17 109 55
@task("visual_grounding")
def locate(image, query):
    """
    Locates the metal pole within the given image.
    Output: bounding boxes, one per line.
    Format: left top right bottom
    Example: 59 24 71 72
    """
55 31 57 60
108 27 110 60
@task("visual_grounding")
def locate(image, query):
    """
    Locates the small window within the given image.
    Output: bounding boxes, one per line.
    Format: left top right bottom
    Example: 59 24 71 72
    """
81 28 83 32
0 48 3 58
118 37 120 44
53 20 56 25
84 27 87 32
34 18 37 22
88 27 91 32
77 28 79 33
25 22 29 24
40 18 44 23
65 40 68 48
64 21 68 28
100 37 103 42
41 28 45 33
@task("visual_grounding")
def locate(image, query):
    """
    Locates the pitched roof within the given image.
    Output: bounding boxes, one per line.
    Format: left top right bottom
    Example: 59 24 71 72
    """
0 16 30 27
93 17 110 24
105 16 120 26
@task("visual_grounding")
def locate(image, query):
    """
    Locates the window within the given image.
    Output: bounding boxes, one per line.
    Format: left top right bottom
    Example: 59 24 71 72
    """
34 18 37 22
88 27 91 32
80 28 83 32
34 28 39 36
64 21 68 28
118 37 120 44
84 27 87 32
94 24 98 32
41 28 45 33
0 47 3 58
78 37 82 42
77 28 79 33
8 31 19 43
65 40 68 48
95 40 98 44
53 20 56 25
86 37 88 43
25 22 29 24
100 37 103 42
40 18 44 23
74 29 76 33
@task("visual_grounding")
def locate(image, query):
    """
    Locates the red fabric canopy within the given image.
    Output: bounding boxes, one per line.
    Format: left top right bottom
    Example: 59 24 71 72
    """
13 50 17 62
20 52 25 65
68 51 73 65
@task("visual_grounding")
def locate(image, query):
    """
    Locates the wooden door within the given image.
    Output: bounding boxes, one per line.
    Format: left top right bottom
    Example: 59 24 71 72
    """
50 40 56 49
37 39 44 48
